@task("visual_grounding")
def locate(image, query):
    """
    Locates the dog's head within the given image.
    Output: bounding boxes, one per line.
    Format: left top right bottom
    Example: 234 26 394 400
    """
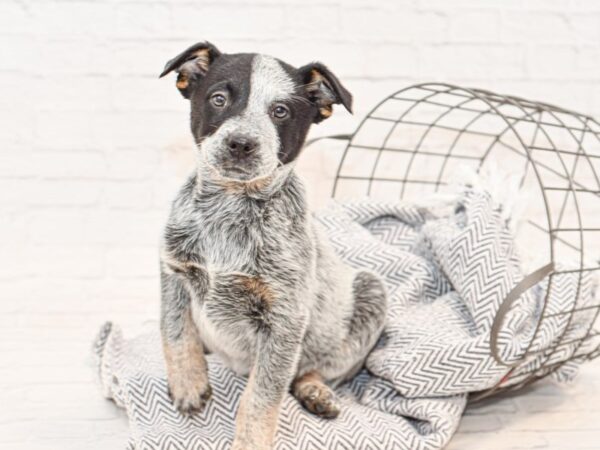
160 41 352 181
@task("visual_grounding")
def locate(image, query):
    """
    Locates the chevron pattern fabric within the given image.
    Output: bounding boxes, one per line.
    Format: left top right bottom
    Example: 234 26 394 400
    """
93 187 598 450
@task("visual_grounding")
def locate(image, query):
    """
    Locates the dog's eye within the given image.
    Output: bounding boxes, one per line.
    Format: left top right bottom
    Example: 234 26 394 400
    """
210 92 227 108
272 104 289 120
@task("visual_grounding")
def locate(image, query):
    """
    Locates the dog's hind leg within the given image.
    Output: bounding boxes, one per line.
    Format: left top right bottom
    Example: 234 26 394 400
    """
325 271 388 386
347 271 387 353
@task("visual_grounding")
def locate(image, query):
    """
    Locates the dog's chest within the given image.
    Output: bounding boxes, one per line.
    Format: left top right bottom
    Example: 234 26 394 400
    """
198 195 295 271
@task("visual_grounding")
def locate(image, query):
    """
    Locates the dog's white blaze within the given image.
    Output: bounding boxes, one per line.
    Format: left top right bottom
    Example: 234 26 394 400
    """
248 55 295 114
235 55 295 170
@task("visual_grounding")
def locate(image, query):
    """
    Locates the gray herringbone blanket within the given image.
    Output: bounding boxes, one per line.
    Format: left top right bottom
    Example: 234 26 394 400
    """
93 187 599 450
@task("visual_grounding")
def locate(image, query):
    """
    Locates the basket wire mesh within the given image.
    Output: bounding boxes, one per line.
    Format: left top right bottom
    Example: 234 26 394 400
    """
330 83 600 399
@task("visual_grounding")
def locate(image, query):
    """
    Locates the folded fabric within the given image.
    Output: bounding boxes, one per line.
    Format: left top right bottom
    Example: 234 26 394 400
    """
93 186 598 450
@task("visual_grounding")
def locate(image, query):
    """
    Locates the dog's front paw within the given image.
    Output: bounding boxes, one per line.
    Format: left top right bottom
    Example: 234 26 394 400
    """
167 371 212 414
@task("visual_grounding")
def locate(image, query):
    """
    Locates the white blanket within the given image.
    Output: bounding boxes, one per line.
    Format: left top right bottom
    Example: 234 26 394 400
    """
93 186 598 450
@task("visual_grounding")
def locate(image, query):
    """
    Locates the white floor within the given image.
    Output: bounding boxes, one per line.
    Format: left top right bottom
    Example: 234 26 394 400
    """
2 304 599 450
449 363 600 450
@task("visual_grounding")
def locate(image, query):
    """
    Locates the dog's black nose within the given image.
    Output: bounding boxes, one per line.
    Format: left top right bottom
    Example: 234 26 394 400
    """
226 134 258 157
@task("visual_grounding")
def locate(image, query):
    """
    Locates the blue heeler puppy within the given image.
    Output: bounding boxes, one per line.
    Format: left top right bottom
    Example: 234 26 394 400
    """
159 41 387 450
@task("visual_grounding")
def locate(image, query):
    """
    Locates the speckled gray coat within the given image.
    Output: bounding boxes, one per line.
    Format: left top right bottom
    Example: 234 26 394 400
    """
158 42 387 450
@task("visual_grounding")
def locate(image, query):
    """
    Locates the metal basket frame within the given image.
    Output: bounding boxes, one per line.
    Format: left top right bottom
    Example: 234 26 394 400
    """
316 82 600 400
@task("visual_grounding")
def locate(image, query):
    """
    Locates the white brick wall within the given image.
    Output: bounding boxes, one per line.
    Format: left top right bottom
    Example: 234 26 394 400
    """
2 0 600 448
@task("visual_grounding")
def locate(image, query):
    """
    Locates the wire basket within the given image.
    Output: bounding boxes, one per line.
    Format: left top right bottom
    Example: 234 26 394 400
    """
328 82 600 400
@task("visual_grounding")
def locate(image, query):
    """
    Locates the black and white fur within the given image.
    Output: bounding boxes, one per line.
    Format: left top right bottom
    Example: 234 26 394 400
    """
159 41 387 450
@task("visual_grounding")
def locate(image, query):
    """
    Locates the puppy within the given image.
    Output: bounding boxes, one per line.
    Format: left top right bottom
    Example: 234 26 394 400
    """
159 41 387 450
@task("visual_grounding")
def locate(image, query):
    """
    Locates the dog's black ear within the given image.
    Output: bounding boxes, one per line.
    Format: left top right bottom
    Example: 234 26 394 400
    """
159 41 221 99
298 62 353 123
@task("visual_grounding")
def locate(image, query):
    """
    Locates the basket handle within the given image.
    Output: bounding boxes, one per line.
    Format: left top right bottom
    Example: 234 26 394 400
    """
490 262 555 367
